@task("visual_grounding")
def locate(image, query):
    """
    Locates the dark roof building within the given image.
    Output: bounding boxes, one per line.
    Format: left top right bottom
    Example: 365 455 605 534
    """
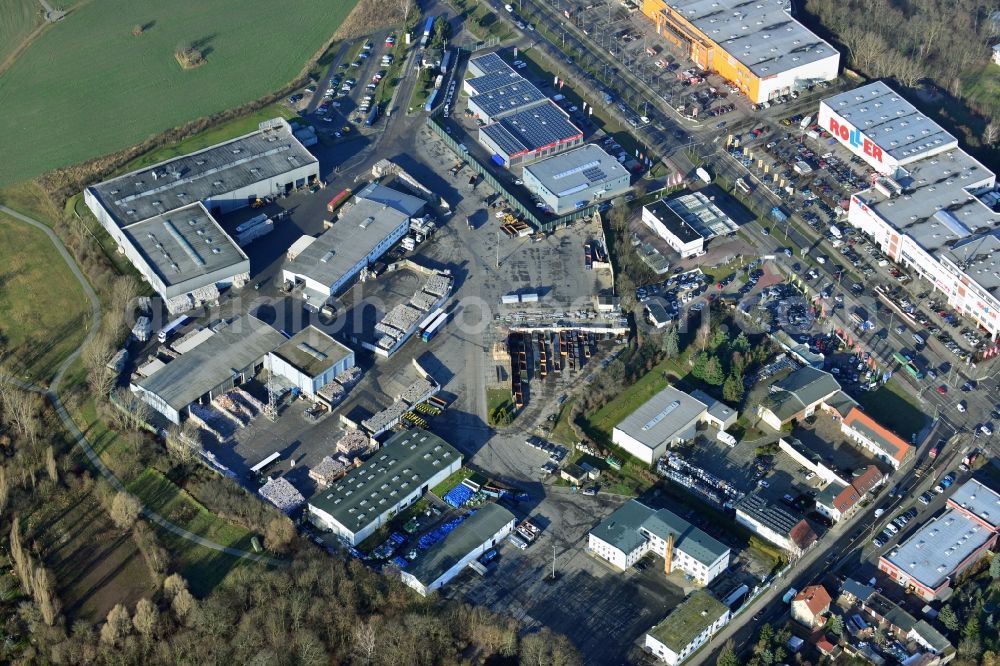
308 428 463 545
759 366 841 428
735 493 817 556
400 504 516 595
478 102 583 167
467 79 548 123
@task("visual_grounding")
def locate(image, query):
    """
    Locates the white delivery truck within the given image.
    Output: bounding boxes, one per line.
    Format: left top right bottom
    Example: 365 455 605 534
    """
695 167 711 184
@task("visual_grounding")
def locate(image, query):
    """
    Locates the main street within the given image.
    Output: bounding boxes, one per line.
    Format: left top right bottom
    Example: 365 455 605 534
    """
692 414 962 664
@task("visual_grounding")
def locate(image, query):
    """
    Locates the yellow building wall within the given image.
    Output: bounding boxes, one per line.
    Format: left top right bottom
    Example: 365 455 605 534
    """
642 0 763 100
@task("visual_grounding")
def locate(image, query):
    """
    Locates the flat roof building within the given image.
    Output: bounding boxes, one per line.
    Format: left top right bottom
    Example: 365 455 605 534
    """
307 428 462 545
463 70 523 96
820 82 1000 341
589 499 730 585
84 118 318 312
133 315 286 424
612 386 708 464
641 0 839 103
478 102 584 167
467 79 548 123
642 199 703 258
400 504 515 595
522 144 631 214
644 590 731 666
946 478 1000 530
282 183 424 302
266 326 355 396
467 52 515 78
879 506 998 600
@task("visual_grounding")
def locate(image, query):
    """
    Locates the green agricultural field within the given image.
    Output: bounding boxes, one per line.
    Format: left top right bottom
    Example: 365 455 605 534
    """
0 0 44 65
0 213 90 381
0 0 359 187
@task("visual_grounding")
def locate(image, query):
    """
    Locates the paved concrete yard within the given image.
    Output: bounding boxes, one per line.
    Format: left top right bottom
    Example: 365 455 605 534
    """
447 490 687 665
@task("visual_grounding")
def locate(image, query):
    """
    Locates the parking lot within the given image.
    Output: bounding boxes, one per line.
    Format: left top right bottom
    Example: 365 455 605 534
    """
447 490 688 665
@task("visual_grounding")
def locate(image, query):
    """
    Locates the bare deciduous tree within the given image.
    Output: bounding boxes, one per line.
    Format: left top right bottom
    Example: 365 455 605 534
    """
264 516 296 554
100 603 131 645
353 620 378 665
132 598 159 637
984 121 1000 145
110 491 142 530
32 565 60 626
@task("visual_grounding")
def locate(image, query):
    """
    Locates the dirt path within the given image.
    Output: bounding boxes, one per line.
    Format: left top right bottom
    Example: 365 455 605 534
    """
0 204 284 567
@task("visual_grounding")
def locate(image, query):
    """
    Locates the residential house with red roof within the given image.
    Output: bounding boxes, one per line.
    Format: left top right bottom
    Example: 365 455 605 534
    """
791 585 831 628
841 407 914 469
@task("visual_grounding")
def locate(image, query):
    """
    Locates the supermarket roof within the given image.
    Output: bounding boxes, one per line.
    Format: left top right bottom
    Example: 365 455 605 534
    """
480 102 582 157
667 0 838 78
269 326 353 378
613 385 707 450
947 478 1000 530
524 144 627 197
854 149 999 253
404 504 515 587
591 499 729 566
122 202 248 288
308 428 462 531
469 79 547 119
883 508 994 591
467 51 514 77
648 590 729 653
137 316 285 411
466 70 530 95
284 183 424 289
821 82 958 163
87 118 317 226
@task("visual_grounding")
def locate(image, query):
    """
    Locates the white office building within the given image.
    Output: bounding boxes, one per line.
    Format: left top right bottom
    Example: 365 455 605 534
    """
522 144 631 214
644 590 731 665
282 183 424 304
588 499 730 585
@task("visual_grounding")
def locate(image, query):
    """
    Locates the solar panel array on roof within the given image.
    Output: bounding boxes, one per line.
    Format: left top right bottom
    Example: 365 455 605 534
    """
582 166 607 181
467 52 514 77
481 102 582 157
469 80 547 120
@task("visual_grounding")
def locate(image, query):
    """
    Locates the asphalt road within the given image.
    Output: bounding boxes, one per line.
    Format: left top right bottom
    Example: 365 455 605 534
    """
692 415 960 664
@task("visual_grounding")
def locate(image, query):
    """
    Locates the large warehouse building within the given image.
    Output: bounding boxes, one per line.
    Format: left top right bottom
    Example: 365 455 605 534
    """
85 118 319 312
467 78 548 123
641 0 839 103
821 82 1000 341
400 504 515 596
282 183 424 304
612 386 711 464
307 428 462 545
522 144 631 214
266 326 355 397
879 479 1000 600
478 102 584 167
133 315 286 424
